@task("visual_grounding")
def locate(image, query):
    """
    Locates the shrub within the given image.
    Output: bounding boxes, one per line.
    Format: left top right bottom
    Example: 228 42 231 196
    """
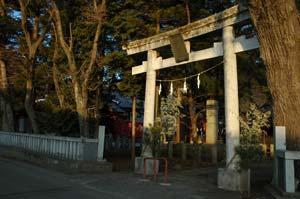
235 103 271 170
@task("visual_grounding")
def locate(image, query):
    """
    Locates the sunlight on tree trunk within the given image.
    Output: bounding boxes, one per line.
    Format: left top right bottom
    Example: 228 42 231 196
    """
0 0 5 16
0 0 14 132
25 78 39 133
0 60 14 132
249 0 300 150
188 93 198 143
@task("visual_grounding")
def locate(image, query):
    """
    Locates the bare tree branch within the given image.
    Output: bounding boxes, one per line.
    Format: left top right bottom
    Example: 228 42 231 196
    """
83 0 106 91
0 0 6 16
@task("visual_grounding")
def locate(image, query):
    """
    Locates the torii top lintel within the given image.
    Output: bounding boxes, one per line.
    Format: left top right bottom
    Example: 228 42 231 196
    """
123 5 250 55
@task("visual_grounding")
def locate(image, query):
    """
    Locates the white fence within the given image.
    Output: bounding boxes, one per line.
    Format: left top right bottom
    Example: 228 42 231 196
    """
0 130 104 161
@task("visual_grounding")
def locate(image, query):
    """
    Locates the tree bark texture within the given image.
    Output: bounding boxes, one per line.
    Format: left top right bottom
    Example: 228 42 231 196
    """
188 93 198 143
249 0 300 150
51 0 106 137
93 85 101 138
185 0 191 24
0 60 14 132
25 78 39 133
52 32 65 108
0 0 5 16
53 60 65 108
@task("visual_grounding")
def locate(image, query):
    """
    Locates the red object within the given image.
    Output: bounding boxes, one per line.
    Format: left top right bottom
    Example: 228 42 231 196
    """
112 120 143 138
135 123 143 137
143 157 168 183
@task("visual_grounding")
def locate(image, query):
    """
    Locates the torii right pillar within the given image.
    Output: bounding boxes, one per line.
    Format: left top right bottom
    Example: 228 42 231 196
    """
218 25 242 191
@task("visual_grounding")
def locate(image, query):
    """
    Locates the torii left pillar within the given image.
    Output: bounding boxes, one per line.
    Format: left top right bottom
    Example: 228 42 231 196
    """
135 50 161 173
142 50 161 157
218 25 242 192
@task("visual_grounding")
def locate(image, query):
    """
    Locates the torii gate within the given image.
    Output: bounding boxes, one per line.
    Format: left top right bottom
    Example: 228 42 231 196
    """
124 5 259 191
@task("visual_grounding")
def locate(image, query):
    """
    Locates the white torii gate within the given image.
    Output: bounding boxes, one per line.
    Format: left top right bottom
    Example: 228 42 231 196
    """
124 5 259 191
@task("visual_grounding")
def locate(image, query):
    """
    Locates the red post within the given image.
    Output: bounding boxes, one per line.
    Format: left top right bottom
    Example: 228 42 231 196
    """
143 158 146 179
164 159 168 183
142 157 169 184
153 158 157 181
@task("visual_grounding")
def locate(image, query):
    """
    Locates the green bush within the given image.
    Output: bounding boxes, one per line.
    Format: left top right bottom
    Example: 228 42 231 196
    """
235 144 264 170
235 103 271 170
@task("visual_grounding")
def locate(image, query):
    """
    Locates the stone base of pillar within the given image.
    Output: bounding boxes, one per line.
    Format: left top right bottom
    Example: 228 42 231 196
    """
218 168 250 193
135 157 159 175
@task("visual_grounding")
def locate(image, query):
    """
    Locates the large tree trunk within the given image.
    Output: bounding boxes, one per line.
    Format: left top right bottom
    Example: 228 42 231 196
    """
25 78 39 133
249 0 300 150
0 1 14 132
93 84 100 137
75 81 89 137
76 98 89 137
0 60 14 132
